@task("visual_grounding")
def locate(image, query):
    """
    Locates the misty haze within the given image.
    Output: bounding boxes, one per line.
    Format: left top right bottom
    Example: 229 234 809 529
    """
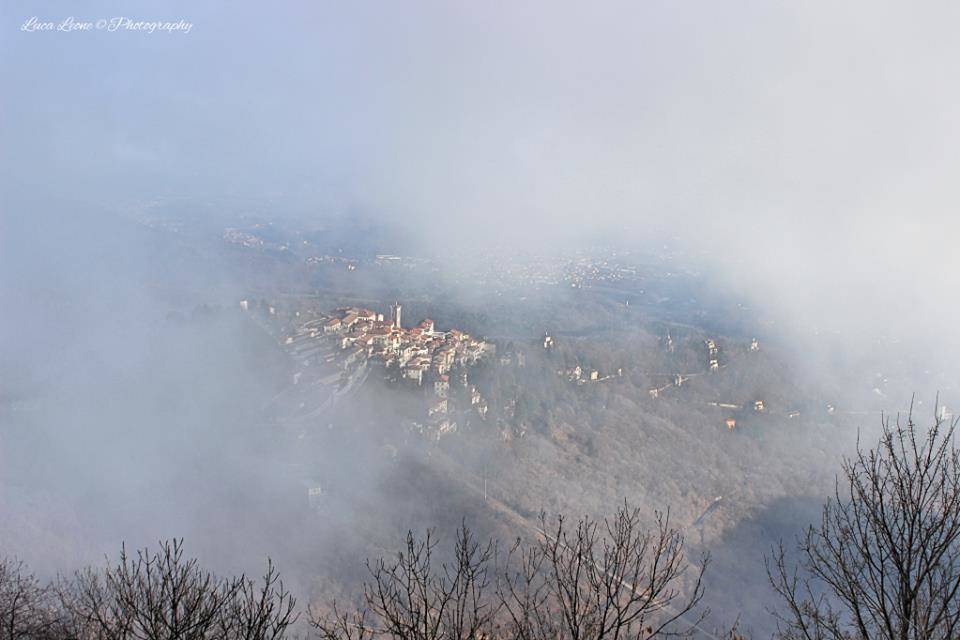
3 2 960 639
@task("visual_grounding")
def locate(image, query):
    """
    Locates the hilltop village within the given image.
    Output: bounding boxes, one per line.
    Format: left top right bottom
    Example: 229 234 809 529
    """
245 299 494 440
316 303 491 383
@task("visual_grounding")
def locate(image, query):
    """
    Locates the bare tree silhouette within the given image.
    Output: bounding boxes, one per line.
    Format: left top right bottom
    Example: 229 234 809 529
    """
312 523 496 640
499 505 708 640
769 408 960 640
0 557 61 640
57 539 297 640
314 504 708 640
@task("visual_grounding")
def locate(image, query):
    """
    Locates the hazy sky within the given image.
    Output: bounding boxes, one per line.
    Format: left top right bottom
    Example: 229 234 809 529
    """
3 0 959 353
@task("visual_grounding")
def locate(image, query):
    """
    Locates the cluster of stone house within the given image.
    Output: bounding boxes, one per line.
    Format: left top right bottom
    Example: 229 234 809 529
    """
317 303 492 385
260 300 493 441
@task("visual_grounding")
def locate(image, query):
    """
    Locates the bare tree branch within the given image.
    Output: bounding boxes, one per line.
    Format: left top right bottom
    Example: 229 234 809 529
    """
769 406 960 640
